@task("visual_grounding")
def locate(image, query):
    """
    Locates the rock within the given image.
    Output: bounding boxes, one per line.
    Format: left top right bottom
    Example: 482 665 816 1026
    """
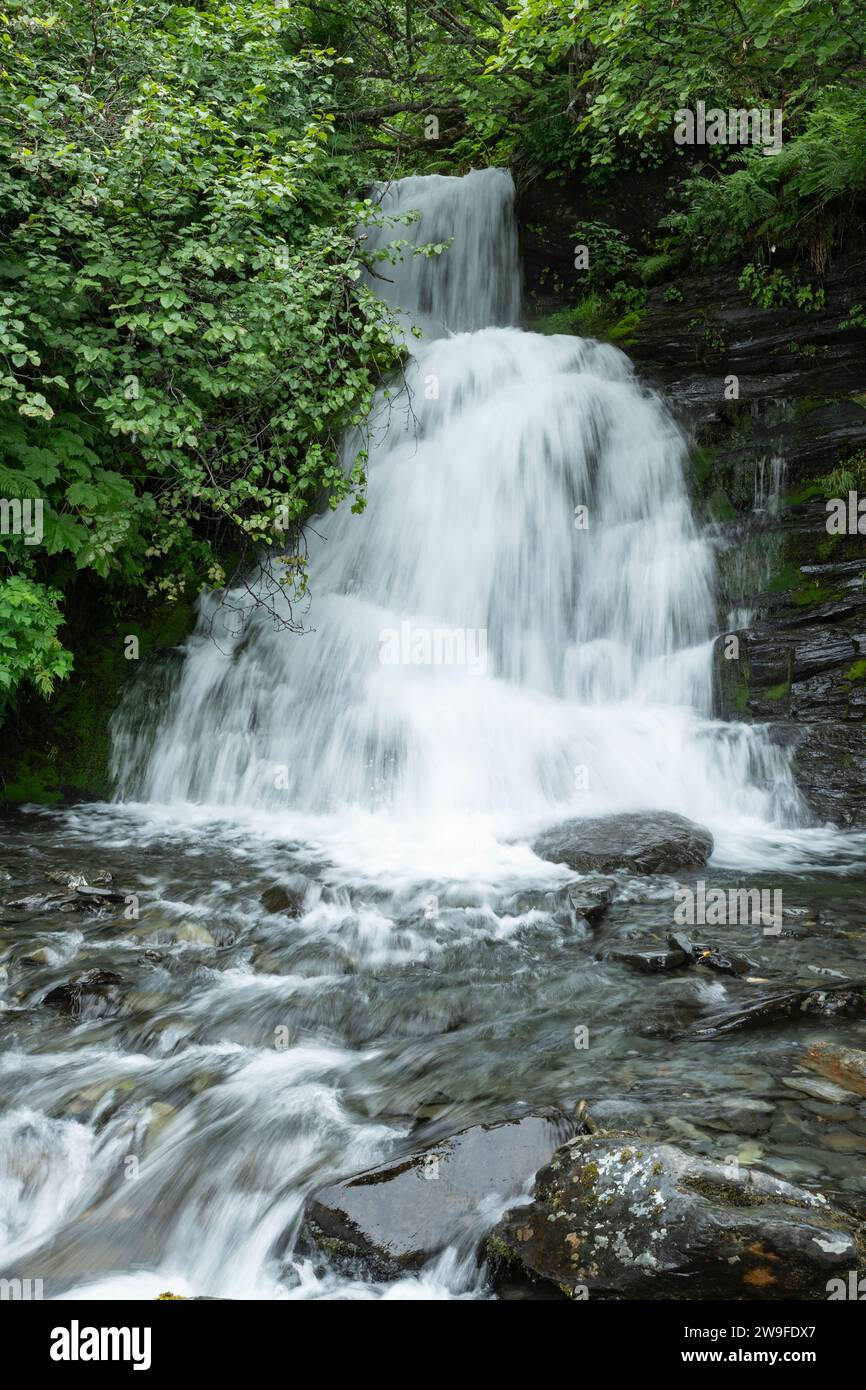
782 1073 855 1104
4 884 125 916
260 881 307 916
701 1097 775 1138
304 1112 574 1280
823 1129 866 1155
532 811 713 875
802 1043 866 1098
499 877 615 927
605 936 755 976
73 886 126 906
174 922 215 946
693 944 756 977
488 1134 863 1300
652 979 866 1039
42 969 125 1021
44 870 89 889
44 868 114 888
667 931 698 962
143 1101 176 1155
5 892 77 915
608 946 687 973
21 947 56 966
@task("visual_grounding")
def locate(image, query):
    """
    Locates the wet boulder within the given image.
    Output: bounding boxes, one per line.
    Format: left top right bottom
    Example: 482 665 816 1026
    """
259 879 308 917
304 1112 574 1280
42 969 125 1021
532 811 713 875
488 1134 864 1300
607 945 687 973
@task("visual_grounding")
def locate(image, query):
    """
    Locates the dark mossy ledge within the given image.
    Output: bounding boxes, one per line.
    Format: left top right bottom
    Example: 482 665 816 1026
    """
0 585 193 807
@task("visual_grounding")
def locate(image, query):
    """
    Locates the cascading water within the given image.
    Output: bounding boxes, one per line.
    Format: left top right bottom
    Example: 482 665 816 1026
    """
10 168 861 1307
112 167 801 871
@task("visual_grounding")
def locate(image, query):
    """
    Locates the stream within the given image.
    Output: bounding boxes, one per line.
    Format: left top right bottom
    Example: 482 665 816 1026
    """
2 168 865 1300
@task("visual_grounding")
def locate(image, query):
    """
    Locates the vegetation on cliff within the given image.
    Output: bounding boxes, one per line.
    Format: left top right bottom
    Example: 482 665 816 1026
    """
1 0 865 781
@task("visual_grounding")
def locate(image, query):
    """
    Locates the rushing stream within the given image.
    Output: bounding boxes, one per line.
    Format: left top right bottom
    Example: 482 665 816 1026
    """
2 169 866 1300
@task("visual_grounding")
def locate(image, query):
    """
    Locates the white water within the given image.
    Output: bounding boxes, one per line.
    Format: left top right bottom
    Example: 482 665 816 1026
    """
112 166 802 875
7 170 866 1307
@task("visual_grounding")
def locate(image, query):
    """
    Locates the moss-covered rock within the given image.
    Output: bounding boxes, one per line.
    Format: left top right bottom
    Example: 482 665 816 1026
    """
488 1134 864 1301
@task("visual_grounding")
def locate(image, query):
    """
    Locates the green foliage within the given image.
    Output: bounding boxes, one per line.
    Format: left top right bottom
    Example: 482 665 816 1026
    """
738 264 826 312
573 221 637 289
841 304 866 331
532 281 646 346
316 1 866 273
661 85 866 269
0 0 405 704
0 573 71 706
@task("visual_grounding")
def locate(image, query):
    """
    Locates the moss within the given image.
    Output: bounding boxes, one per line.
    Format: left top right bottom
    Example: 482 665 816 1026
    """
763 681 790 702
691 446 716 493
486 1232 521 1269
0 592 194 806
530 292 645 347
682 1177 766 1207
767 561 804 593
787 448 866 507
707 488 736 522
788 396 827 420
817 534 841 560
845 659 866 683
580 1160 600 1187
682 1175 814 1210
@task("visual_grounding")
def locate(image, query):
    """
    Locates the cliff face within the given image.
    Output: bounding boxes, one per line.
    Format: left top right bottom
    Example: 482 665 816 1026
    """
517 174 866 826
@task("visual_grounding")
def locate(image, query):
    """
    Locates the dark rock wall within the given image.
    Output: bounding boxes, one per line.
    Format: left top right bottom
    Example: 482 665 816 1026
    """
517 180 866 826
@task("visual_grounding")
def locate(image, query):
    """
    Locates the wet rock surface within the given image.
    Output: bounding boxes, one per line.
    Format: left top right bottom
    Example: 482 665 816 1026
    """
497 876 615 927
488 1134 865 1300
661 980 866 1040
304 1112 575 1279
4 814 866 1297
803 1043 866 1098
42 969 125 1020
532 811 713 875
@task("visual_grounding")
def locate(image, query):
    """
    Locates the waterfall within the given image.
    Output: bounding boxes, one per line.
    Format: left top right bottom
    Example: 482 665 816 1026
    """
111 168 801 872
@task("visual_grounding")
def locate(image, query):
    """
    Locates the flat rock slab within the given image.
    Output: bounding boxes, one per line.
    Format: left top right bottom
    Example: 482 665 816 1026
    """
305 1113 573 1280
639 979 866 1041
489 1135 863 1300
803 1043 866 1098
532 811 713 875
